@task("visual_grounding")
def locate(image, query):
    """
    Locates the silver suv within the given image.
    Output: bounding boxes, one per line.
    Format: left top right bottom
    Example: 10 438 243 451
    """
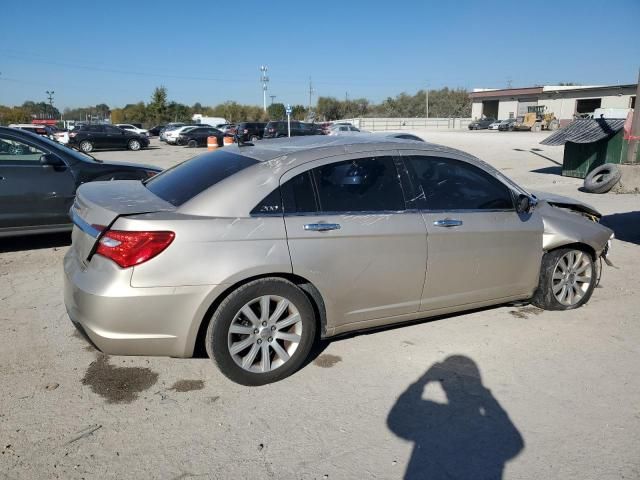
64 136 613 385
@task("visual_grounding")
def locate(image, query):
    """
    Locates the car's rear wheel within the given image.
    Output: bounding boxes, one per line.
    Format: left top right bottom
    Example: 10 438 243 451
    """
79 140 93 153
187 139 198 148
128 139 141 151
532 248 596 310
206 278 316 386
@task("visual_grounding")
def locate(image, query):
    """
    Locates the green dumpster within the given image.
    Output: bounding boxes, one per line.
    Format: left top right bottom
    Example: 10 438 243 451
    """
541 118 638 179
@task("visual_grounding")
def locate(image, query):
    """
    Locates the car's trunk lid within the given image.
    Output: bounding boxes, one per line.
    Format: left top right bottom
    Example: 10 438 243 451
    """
70 180 175 262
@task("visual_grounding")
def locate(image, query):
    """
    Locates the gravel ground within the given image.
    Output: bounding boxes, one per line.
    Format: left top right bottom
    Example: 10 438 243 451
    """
1 131 639 480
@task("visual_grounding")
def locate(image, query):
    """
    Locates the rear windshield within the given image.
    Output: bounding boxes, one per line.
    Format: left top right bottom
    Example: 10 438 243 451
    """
145 150 258 206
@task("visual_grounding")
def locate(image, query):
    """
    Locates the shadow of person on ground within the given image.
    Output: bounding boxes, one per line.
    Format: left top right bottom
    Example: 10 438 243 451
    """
600 211 640 245
387 355 524 480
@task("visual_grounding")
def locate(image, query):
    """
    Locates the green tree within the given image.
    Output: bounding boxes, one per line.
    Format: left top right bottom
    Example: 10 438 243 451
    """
291 105 307 121
316 97 342 120
147 86 168 124
267 103 286 120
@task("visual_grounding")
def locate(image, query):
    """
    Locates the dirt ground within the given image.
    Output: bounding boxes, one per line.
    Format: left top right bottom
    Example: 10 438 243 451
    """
1 131 639 479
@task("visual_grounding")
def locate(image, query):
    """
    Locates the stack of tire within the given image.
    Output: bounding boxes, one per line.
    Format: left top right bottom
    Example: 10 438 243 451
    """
583 164 622 194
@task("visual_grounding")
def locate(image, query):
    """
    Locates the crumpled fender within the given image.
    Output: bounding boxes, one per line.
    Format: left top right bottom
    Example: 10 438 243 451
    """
530 190 601 218
538 201 613 256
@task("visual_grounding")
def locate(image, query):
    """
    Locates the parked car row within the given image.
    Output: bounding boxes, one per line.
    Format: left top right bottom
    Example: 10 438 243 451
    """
469 118 518 131
0 126 160 237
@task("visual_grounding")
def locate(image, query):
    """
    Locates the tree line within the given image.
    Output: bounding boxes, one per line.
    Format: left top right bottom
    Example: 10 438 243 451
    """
0 86 472 126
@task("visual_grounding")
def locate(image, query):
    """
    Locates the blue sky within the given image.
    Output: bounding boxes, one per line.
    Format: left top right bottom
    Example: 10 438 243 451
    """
1 0 638 109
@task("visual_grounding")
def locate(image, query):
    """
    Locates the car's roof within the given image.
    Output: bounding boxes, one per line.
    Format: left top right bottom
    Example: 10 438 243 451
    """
223 134 463 163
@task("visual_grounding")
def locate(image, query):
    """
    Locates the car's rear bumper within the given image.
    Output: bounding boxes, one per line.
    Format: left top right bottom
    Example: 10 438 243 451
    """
63 249 213 357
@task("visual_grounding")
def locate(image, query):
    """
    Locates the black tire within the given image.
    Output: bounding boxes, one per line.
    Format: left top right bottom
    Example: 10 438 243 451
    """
205 278 317 386
250 135 259 142
531 248 596 311
79 140 93 153
583 163 621 194
187 139 197 148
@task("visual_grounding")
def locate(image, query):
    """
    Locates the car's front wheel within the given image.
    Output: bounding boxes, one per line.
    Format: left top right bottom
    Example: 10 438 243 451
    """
79 140 93 153
128 139 141 151
206 278 316 386
532 248 596 310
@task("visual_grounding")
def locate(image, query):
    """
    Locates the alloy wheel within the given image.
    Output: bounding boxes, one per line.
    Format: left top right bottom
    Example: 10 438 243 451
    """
227 295 303 373
552 250 593 306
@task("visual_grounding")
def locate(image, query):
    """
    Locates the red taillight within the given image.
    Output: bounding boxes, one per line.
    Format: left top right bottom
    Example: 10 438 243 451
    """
95 230 175 268
243 129 248 134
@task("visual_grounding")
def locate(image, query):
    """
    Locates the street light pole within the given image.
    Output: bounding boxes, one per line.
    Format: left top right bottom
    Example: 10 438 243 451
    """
260 66 269 112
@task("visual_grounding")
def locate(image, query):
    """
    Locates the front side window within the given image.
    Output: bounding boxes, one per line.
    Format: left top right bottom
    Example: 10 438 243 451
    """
312 156 405 213
406 156 514 211
105 125 122 134
0 136 45 162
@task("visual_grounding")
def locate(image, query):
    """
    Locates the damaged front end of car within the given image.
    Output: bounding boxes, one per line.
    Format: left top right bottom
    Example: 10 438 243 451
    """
532 190 615 267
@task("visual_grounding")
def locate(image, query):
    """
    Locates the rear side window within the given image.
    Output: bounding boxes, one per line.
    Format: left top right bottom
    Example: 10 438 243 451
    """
281 171 317 214
145 150 258 206
311 157 405 213
405 156 514 211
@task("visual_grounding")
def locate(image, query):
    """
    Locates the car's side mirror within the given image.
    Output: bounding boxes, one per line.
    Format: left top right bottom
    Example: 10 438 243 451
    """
40 153 64 168
516 194 536 214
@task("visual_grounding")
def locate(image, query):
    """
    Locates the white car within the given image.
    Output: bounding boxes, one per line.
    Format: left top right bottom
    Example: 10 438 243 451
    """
327 125 361 135
165 126 199 144
54 130 70 144
488 120 502 130
116 124 149 136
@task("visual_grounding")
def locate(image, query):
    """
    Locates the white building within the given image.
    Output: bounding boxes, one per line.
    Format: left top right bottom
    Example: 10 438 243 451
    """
470 84 636 126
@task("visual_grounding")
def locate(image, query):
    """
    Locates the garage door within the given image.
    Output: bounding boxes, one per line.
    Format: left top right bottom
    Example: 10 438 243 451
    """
517 99 538 116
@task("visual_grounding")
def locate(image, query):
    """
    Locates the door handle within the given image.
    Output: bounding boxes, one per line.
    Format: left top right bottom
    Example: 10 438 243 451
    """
304 223 341 232
433 219 463 228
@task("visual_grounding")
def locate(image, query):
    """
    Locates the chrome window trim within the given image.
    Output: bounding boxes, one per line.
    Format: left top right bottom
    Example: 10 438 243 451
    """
418 208 516 213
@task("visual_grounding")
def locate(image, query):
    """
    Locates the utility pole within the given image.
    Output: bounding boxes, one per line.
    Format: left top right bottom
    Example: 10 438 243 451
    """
345 92 349 102
46 90 55 119
269 95 276 105
308 77 315 113
260 66 269 112
425 87 429 119
627 67 640 165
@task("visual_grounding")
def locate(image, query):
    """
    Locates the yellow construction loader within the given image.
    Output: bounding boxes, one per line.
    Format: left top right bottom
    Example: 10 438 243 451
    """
513 106 560 132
